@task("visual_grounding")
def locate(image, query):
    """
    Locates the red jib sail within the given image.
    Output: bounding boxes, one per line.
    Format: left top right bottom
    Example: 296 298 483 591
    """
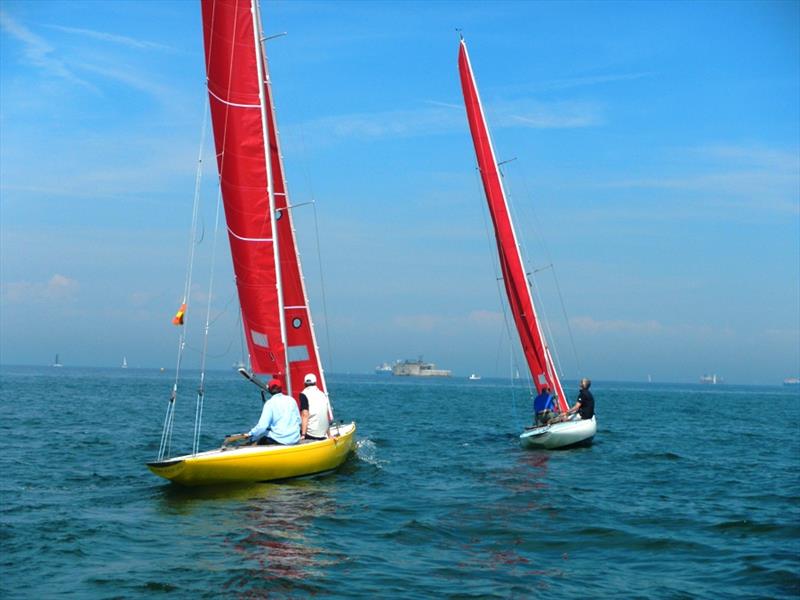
201 0 324 399
458 39 568 412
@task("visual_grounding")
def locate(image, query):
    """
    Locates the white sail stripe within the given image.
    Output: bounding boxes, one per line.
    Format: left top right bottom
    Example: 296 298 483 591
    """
207 87 260 109
283 305 307 309
227 227 273 243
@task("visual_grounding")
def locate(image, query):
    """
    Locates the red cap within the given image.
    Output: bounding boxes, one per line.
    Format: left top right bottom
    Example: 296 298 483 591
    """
267 378 282 390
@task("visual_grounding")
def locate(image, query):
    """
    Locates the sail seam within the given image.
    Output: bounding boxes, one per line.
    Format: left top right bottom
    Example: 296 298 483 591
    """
207 87 260 108
227 227 273 242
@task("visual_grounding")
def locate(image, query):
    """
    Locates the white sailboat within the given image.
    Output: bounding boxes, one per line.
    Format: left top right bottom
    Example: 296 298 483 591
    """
458 38 595 450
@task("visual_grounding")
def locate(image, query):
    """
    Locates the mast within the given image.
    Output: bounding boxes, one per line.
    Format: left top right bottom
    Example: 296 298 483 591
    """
250 0 291 397
458 38 568 412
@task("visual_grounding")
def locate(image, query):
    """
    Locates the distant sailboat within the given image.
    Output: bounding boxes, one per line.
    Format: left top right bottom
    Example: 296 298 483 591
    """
52 354 63 368
458 37 595 450
122 356 128 369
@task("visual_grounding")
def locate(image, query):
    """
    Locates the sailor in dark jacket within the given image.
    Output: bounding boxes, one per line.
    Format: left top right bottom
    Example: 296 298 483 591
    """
565 378 595 420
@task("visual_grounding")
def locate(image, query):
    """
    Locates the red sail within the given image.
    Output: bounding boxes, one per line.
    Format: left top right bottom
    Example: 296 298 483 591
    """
259 22 326 398
458 40 567 412
201 0 324 399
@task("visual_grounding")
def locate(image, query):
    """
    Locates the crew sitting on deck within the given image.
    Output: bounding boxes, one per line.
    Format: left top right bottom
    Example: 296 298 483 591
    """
225 378 301 446
299 373 333 441
563 378 595 421
533 385 557 425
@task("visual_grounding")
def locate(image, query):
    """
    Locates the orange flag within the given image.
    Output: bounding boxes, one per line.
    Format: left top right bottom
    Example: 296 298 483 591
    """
172 303 187 326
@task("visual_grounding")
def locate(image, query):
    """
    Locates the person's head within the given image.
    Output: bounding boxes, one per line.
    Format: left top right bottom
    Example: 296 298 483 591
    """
303 373 317 387
268 378 282 394
580 378 591 390
540 385 550 394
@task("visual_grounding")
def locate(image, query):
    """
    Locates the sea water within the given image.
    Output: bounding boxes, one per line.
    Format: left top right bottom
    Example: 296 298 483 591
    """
1 366 798 598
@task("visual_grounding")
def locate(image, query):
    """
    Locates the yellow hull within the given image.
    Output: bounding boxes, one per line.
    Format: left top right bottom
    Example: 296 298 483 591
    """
147 422 356 486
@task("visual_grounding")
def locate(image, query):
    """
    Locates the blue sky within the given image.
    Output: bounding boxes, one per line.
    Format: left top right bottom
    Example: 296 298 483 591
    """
1 0 798 384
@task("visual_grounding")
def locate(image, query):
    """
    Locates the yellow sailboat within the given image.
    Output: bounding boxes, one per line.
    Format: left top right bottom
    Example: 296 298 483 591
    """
148 424 356 486
148 0 355 486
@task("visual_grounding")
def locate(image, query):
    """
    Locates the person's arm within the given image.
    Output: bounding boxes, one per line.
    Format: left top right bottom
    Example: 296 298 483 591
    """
247 401 273 440
299 393 309 438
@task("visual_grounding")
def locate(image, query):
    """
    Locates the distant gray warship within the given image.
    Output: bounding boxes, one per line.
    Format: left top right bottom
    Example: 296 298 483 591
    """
392 358 451 377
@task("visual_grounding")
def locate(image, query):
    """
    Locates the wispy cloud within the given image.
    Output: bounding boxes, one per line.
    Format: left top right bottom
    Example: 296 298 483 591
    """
570 316 737 340
293 98 600 146
533 72 653 93
45 24 171 51
594 144 800 215
75 61 175 105
0 11 94 90
3 274 80 304
570 316 665 335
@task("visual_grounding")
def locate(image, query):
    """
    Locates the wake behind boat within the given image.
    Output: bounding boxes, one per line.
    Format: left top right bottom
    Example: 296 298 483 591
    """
148 0 355 486
458 38 595 450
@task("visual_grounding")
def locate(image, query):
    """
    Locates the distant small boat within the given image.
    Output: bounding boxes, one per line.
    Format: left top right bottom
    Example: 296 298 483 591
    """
122 356 128 369
374 362 392 374
700 374 722 385
468 373 481 380
52 354 63 368
784 377 800 386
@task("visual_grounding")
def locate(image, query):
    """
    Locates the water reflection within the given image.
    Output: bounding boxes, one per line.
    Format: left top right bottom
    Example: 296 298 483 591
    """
156 480 340 596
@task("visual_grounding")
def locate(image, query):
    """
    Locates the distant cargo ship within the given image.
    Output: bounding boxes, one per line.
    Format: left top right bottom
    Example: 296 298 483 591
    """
784 377 800 386
375 362 393 374
392 359 451 377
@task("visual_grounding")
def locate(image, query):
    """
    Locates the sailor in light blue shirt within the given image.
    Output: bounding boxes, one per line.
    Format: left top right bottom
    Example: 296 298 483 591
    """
245 378 301 445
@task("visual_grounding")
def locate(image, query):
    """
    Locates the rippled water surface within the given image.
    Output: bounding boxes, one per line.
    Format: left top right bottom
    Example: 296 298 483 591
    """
1 366 798 598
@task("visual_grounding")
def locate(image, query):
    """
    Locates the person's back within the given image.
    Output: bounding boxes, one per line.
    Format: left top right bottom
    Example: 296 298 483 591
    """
266 393 302 443
247 380 301 445
577 387 595 420
533 387 555 425
302 384 332 439
533 390 553 414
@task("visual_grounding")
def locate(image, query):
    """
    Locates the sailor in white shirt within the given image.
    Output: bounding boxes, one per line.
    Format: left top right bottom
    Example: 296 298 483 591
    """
299 373 333 440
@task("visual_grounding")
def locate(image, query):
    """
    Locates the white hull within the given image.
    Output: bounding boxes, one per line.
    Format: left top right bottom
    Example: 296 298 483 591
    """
520 416 596 450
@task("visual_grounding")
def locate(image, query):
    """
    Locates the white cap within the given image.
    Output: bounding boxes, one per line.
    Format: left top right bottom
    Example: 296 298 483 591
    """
304 373 317 385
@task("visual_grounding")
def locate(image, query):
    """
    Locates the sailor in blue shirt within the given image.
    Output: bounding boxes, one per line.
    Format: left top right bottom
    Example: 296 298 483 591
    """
533 385 556 425
243 378 301 445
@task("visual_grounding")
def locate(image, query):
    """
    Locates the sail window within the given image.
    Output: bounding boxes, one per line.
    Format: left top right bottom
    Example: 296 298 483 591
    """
275 209 283 221
288 345 309 362
292 318 302 329
251 331 269 348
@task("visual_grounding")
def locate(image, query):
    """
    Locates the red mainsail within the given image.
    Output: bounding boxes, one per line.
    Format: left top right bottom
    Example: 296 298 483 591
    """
458 39 567 412
201 0 324 399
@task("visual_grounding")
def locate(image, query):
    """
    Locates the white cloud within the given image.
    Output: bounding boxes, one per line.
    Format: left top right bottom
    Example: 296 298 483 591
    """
0 11 95 90
3 274 79 304
45 24 171 51
570 316 664 334
292 98 601 146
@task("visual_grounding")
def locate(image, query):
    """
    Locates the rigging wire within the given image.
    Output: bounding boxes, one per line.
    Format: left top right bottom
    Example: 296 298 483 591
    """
506 161 582 377
193 189 223 455
472 166 527 431
157 96 210 462
296 112 335 376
